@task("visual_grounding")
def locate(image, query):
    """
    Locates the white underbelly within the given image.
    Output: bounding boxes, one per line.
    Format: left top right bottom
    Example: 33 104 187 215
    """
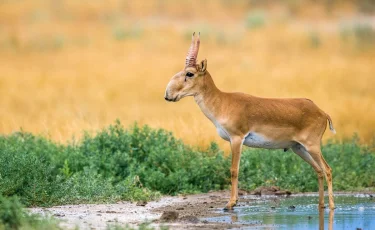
216 126 230 141
243 132 293 149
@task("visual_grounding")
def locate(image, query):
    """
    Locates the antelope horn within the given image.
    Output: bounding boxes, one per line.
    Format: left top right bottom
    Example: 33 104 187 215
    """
185 32 200 67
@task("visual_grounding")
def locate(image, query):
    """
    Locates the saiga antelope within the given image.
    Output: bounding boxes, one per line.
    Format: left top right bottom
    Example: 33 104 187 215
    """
164 33 336 210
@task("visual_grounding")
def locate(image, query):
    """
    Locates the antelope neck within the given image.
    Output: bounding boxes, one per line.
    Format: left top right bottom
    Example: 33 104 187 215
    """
194 74 223 120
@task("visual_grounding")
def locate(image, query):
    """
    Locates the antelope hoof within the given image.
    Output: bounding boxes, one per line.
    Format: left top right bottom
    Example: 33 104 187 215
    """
223 201 237 211
319 204 326 209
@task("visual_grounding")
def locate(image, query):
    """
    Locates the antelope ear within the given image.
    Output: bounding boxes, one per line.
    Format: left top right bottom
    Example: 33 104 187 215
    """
199 59 207 72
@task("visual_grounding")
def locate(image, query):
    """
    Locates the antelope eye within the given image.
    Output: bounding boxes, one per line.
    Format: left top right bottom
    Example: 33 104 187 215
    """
186 72 194 77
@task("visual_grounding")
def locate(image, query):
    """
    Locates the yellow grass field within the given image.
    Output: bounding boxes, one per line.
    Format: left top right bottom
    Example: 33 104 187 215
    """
0 1 374 151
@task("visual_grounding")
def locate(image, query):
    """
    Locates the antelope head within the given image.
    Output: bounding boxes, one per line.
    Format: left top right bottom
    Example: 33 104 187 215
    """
164 32 208 102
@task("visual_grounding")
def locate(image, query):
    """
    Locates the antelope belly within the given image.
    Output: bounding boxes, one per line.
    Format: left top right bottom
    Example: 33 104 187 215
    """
216 126 230 141
243 132 293 149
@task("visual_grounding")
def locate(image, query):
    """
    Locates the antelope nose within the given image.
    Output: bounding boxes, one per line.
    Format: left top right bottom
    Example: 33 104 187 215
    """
164 91 169 101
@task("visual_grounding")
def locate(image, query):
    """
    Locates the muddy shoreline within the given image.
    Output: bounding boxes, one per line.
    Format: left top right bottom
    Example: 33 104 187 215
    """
30 190 374 229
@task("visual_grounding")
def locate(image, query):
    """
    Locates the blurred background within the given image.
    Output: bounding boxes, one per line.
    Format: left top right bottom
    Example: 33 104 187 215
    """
0 0 374 151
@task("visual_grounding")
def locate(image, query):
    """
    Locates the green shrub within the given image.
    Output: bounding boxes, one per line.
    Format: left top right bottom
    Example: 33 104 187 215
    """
0 121 374 208
0 132 63 206
0 121 229 206
58 122 230 195
308 31 321 48
0 195 60 230
339 22 375 50
354 23 375 47
112 25 143 41
245 10 266 30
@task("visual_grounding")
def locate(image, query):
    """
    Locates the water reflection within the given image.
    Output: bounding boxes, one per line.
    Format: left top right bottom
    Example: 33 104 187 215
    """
228 209 335 229
205 194 375 229
230 214 238 223
319 209 334 230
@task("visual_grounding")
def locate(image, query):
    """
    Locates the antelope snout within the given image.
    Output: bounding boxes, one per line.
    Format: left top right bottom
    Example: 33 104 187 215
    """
164 91 179 102
165 96 173 101
164 91 172 101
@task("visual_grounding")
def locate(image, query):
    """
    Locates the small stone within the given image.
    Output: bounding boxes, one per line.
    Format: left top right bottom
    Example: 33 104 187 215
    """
238 189 249 196
136 201 147 206
275 191 286 195
179 215 199 223
105 210 117 213
160 211 179 222
53 213 65 217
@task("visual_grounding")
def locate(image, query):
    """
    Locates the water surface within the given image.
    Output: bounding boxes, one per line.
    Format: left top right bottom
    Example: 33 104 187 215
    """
205 194 375 229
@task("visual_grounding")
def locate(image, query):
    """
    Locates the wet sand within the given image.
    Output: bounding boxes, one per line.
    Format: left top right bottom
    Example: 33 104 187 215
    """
30 190 374 229
30 190 256 229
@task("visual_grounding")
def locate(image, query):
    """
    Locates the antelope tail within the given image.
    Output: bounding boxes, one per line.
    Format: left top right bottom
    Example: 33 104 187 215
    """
326 113 336 134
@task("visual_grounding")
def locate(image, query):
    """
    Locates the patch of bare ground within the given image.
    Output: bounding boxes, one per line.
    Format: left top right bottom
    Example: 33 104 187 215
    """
29 188 297 229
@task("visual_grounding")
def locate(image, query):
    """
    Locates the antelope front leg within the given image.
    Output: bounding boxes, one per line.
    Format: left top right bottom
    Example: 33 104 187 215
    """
224 136 243 211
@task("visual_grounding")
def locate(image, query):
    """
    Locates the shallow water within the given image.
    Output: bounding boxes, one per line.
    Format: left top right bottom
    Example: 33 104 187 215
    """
205 194 375 229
